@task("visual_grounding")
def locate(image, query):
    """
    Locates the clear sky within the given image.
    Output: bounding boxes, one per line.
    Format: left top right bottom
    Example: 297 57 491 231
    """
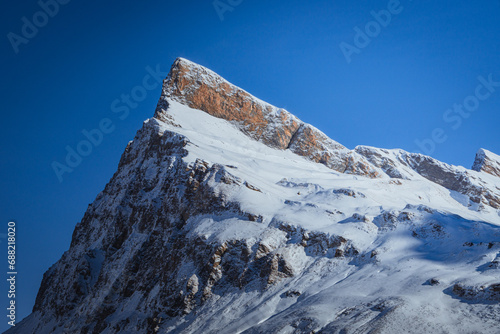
1 0 499 329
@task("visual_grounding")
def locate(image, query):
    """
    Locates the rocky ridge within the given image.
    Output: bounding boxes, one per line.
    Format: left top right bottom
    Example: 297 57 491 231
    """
157 58 500 210
473 148 500 178
156 58 377 177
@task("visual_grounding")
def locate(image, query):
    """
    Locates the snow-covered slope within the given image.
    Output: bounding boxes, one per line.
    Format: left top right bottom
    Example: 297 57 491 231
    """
9 59 500 334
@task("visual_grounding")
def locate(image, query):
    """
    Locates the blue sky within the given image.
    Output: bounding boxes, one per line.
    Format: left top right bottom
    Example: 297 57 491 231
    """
1 0 499 328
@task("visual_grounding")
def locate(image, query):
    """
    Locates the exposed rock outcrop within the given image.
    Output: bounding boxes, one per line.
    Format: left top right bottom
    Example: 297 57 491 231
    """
157 57 302 150
452 283 500 302
355 145 500 209
472 148 500 178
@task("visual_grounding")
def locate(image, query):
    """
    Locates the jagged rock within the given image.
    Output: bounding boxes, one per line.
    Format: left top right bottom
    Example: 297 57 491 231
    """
472 148 500 178
452 283 500 302
428 278 440 286
287 123 348 172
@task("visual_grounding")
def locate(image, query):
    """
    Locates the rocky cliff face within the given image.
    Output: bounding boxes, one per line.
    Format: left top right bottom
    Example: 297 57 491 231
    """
157 57 302 150
10 58 500 334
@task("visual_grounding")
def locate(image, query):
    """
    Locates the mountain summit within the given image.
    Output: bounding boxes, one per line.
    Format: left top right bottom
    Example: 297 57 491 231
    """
157 57 358 175
472 148 500 178
11 58 500 333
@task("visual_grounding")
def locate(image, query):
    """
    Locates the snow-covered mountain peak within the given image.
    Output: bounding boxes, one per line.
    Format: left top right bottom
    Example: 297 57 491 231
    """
153 58 368 176
151 59 500 211
9 58 500 334
473 148 500 178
